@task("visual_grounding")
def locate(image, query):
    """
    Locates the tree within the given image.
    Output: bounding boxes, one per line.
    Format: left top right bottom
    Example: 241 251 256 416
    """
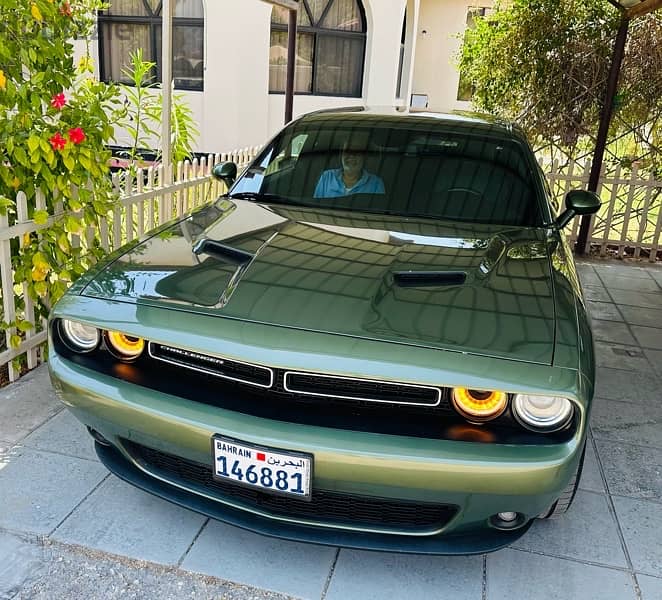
458 0 661 171
0 0 121 347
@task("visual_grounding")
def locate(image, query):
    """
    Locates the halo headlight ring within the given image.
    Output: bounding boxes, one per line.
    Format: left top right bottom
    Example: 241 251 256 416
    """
58 319 100 353
512 394 574 432
105 330 146 362
451 388 508 423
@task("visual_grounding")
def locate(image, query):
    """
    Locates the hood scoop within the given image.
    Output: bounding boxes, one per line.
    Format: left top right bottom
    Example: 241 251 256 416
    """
193 238 254 265
393 271 467 288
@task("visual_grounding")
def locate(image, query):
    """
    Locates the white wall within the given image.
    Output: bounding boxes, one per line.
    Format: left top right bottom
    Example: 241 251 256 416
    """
78 0 481 154
200 0 271 151
77 0 272 154
412 0 492 111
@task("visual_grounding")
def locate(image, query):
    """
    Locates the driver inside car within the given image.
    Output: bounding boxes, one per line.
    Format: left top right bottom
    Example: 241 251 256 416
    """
314 137 385 198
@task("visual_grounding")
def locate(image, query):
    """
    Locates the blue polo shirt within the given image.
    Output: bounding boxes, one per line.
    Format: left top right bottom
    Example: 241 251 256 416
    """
313 169 385 198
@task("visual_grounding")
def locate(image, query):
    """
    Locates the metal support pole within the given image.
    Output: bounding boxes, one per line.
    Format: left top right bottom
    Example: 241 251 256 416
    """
161 0 173 183
575 16 629 255
284 8 297 124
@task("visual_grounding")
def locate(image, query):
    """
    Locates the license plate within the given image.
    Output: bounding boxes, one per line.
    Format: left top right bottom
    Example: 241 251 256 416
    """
211 435 312 500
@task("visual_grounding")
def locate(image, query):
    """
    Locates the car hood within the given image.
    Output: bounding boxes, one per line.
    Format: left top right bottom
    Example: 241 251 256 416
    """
82 199 558 364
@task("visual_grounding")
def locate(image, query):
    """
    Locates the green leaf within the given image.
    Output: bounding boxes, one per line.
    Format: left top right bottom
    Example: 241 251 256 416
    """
10 334 22 349
0 196 15 216
32 251 50 269
64 215 82 234
57 233 70 252
17 320 34 332
14 146 29 167
34 281 48 296
63 154 75 172
27 135 40 154
68 198 82 212
33 209 49 225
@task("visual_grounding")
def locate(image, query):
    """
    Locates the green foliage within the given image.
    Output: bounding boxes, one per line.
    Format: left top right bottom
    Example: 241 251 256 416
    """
119 50 200 167
458 0 661 169
0 0 122 345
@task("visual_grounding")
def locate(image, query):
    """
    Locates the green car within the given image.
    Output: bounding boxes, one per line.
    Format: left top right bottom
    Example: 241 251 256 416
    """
48 108 600 554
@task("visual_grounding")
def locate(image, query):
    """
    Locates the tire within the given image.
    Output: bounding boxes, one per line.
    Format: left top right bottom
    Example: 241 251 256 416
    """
539 441 587 519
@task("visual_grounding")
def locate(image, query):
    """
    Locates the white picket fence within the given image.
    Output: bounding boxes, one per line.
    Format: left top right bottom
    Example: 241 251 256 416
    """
0 149 659 382
543 159 662 259
0 147 259 382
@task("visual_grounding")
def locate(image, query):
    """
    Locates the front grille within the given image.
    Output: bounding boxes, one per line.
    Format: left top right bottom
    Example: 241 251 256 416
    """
284 372 441 406
54 322 576 443
148 342 273 388
125 441 458 533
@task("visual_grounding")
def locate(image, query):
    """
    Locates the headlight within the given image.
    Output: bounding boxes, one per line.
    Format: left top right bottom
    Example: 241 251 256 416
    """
105 331 145 361
59 319 100 353
512 395 573 431
452 388 507 422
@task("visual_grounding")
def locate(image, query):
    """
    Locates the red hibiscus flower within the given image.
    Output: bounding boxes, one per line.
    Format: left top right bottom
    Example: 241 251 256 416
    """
60 2 72 16
50 93 66 110
49 132 67 151
68 127 86 145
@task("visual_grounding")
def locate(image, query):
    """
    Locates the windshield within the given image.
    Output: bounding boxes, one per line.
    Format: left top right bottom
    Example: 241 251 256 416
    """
230 115 543 226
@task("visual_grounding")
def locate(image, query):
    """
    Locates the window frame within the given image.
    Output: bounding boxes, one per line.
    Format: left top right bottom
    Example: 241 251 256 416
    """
98 3 204 92
269 0 367 98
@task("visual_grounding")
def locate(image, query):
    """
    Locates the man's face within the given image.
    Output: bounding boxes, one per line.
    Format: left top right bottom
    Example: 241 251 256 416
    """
341 148 365 176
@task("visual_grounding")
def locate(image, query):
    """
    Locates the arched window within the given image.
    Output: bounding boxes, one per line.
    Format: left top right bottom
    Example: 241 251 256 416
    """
99 0 204 91
269 0 366 98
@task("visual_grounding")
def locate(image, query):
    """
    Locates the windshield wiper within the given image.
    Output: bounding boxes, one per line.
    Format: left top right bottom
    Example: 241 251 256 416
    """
228 191 318 209
228 191 290 203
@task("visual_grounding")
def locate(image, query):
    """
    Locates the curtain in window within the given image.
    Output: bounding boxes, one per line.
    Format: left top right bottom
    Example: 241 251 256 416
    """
175 0 204 18
321 0 362 32
101 23 152 83
269 0 366 97
99 0 204 91
316 35 363 95
104 0 150 16
269 31 314 94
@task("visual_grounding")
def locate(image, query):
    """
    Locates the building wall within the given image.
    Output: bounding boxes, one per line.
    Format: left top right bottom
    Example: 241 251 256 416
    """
412 0 492 112
79 0 486 154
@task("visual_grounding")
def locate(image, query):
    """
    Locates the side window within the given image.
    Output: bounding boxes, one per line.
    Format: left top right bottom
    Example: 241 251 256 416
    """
265 133 309 176
231 149 274 194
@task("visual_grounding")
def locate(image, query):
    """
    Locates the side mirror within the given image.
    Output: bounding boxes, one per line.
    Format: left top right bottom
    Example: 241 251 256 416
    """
555 190 601 229
212 161 237 187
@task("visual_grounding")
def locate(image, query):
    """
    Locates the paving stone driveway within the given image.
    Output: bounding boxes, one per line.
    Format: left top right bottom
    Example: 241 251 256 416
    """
1 260 661 600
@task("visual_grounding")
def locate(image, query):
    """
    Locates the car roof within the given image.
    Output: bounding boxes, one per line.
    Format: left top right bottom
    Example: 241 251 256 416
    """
297 106 528 144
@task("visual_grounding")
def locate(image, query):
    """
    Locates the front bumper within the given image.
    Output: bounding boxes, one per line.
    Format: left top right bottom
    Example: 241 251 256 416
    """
49 353 584 554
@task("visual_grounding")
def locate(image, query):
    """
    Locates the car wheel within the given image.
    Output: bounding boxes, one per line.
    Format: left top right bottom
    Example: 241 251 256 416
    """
539 441 587 519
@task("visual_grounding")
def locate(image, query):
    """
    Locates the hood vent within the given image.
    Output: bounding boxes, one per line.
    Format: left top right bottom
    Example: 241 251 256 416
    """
393 271 466 288
193 238 254 265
